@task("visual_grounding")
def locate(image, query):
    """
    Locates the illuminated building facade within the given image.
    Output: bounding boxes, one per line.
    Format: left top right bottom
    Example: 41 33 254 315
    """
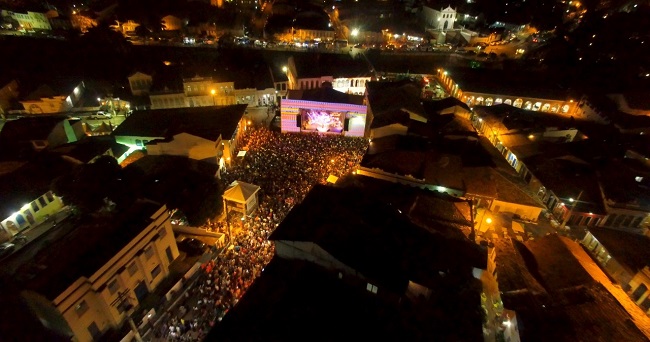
437 69 578 116
281 99 367 137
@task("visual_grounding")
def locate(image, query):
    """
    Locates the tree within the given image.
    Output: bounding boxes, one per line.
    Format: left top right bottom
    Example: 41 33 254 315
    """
51 155 140 214
70 22 132 81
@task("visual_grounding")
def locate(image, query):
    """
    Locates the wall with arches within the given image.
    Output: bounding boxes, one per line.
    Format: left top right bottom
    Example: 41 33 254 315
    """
0 191 64 242
461 92 576 115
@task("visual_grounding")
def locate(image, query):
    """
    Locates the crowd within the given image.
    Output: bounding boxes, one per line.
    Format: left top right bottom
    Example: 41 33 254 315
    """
154 128 368 341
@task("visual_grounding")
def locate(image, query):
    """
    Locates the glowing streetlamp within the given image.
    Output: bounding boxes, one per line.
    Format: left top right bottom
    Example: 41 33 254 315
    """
210 89 216 105
559 191 583 229
351 28 359 37
282 66 288 73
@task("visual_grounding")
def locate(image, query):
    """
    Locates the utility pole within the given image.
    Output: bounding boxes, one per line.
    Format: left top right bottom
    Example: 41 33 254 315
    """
559 190 583 230
111 290 143 342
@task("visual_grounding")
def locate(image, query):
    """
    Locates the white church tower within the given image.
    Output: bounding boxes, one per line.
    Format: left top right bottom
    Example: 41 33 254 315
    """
438 6 457 31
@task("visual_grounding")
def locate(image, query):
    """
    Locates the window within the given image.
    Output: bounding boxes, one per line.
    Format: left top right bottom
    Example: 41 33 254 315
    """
145 246 155 259
623 215 634 227
75 300 89 317
128 262 138 276
31 202 39 212
38 197 47 207
158 228 167 239
151 265 162 279
166 246 174 263
366 283 378 294
15 214 26 226
108 279 119 295
87 322 101 340
641 297 650 312
135 139 143 147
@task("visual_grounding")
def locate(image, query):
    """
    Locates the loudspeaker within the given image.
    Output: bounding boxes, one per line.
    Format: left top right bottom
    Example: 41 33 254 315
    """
344 118 350 131
296 114 301 127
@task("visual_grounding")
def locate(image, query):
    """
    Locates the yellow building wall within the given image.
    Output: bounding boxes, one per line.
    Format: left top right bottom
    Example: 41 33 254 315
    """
0 192 64 240
60 284 111 342
54 209 179 341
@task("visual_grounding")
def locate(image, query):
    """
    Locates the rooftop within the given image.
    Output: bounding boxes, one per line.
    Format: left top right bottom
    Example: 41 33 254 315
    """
111 104 248 141
362 134 541 206
0 153 75 219
209 257 484 342
270 184 485 292
521 155 606 214
223 180 260 202
587 227 650 275
366 80 426 118
49 136 120 164
18 200 163 301
622 91 650 111
474 104 579 135
443 67 571 100
22 79 83 101
0 116 67 148
286 85 364 105
421 96 471 116
335 174 475 239
495 234 650 341
290 54 372 79
597 158 650 210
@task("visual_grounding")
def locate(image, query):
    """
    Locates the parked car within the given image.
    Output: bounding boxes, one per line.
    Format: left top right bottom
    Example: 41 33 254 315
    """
178 238 206 256
0 242 15 259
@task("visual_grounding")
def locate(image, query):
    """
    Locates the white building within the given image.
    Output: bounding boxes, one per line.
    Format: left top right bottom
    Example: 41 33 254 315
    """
421 5 457 31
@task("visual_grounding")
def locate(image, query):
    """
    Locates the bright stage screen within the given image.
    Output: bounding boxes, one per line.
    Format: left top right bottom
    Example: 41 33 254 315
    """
300 108 344 133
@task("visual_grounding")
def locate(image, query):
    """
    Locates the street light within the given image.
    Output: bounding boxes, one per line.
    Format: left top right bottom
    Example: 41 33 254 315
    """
351 28 359 37
282 66 288 73
211 89 216 106
559 190 583 229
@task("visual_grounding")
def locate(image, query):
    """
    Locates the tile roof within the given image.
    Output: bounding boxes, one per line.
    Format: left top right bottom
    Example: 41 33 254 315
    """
623 91 650 111
587 227 650 274
22 79 82 101
49 136 117 164
0 153 75 219
19 200 163 301
209 257 484 342
0 116 67 147
474 104 578 134
597 158 650 210
222 181 260 203
287 86 364 105
270 184 486 292
494 234 650 341
367 80 425 117
111 104 247 141
521 155 606 214
443 67 571 100
362 134 539 206
369 108 410 128
335 174 475 239
291 53 373 79
421 97 471 115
